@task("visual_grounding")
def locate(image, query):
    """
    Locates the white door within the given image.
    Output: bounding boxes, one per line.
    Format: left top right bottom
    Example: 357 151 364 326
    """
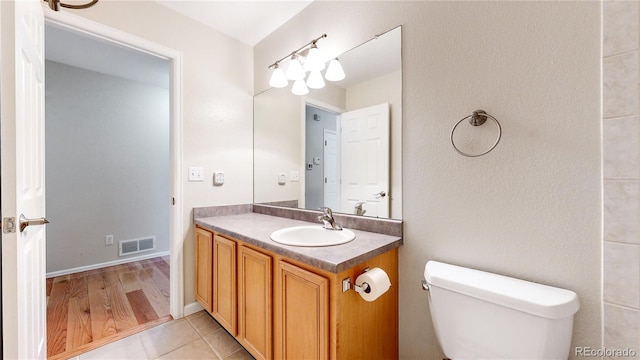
323 129 338 210
1 0 48 358
340 103 390 217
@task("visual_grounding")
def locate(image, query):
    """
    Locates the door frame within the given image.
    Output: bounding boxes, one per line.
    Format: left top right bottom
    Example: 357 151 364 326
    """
43 9 185 318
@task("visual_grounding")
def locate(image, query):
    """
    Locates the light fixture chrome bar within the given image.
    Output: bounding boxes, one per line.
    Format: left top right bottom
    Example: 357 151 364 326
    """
268 33 327 69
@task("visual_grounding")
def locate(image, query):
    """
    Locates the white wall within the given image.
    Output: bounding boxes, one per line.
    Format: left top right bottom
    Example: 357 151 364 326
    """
255 2 601 358
76 1 254 305
45 60 170 273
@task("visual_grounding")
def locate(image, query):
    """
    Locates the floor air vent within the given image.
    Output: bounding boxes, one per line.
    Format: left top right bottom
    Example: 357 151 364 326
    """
119 236 156 256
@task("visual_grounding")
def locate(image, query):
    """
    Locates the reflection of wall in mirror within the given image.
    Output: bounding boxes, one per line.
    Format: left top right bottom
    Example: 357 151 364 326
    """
253 84 346 206
253 87 301 204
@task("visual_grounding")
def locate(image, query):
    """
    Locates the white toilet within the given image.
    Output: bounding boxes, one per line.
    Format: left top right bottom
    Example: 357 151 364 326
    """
423 261 580 359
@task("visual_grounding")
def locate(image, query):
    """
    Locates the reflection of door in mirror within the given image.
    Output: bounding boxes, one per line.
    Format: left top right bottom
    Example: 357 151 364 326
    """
323 129 338 210
340 103 389 218
306 103 389 217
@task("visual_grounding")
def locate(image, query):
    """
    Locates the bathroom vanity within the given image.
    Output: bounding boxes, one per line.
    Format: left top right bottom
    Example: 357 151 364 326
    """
193 205 402 360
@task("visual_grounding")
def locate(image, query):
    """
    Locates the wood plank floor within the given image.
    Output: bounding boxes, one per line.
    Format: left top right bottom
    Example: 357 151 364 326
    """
46 256 172 360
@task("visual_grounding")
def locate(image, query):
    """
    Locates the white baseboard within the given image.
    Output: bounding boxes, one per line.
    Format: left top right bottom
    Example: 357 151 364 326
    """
183 302 204 317
46 251 170 278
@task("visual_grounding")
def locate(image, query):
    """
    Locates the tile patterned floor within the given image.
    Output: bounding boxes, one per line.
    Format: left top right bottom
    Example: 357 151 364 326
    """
71 310 255 360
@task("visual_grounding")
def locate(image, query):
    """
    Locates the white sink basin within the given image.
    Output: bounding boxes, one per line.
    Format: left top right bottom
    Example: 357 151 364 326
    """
270 225 356 247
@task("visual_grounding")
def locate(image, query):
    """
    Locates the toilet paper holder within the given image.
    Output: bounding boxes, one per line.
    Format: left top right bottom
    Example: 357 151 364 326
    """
342 267 372 294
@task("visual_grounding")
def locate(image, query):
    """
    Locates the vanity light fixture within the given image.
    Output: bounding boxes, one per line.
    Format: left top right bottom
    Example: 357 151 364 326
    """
269 63 288 88
306 70 325 89
291 79 310 96
285 54 305 81
325 58 346 81
303 43 325 72
268 33 346 95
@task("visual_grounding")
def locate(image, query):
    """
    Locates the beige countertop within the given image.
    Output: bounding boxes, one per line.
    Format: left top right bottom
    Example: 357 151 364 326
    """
194 212 402 273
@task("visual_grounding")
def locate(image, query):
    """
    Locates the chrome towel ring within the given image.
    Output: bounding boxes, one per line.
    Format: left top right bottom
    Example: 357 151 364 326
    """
450 110 502 157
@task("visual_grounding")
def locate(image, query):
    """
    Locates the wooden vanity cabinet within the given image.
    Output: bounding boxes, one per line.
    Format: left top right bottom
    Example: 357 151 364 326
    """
274 250 398 360
238 245 273 360
194 227 213 312
195 228 273 360
274 260 329 360
195 226 399 360
212 234 237 335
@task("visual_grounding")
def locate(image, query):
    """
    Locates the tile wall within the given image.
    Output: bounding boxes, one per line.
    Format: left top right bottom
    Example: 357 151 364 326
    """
603 1 640 356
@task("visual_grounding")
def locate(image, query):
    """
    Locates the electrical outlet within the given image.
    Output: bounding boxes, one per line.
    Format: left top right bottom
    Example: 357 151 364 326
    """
106 234 114 246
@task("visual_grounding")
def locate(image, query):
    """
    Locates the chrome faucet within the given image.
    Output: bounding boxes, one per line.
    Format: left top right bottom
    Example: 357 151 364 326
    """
354 202 367 216
318 207 342 230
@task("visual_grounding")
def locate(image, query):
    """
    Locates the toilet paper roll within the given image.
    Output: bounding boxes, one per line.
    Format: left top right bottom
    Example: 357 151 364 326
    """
355 267 391 302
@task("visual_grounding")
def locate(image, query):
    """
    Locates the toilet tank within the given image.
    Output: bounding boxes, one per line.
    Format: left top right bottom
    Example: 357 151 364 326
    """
424 261 580 360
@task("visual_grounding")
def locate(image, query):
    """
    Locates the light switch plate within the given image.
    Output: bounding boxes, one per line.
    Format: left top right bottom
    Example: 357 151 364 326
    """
290 171 299 182
188 167 204 182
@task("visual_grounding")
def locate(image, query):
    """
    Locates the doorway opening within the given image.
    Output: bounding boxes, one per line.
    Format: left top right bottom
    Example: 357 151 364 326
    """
305 104 340 210
42 13 183 358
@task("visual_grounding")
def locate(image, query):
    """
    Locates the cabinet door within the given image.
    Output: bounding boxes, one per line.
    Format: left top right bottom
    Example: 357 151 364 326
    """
194 227 213 313
213 234 237 334
275 261 329 360
238 246 273 360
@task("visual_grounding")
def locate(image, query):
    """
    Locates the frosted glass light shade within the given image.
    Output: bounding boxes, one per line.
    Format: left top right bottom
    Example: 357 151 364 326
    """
285 57 305 80
325 58 345 81
306 70 325 89
291 78 309 95
269 66 288 88
303 45 325 72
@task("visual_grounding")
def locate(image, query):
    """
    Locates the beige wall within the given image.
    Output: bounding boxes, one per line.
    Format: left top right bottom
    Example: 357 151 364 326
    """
75 1 254 306
603 1 640 354
255 2 601 358
254 87 304 204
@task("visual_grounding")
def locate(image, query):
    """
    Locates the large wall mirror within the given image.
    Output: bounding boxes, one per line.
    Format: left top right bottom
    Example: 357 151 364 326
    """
254 26 402 219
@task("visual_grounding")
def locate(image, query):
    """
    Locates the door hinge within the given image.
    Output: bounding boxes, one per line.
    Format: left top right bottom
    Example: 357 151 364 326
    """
3 217 16 234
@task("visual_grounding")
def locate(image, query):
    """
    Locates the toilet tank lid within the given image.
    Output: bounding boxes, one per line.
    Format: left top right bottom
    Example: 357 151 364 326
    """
424 261 579 319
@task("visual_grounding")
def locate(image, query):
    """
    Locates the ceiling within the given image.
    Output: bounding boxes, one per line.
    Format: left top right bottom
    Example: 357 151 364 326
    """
45 1 399 92
155 1 313 46
45 1 313 86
